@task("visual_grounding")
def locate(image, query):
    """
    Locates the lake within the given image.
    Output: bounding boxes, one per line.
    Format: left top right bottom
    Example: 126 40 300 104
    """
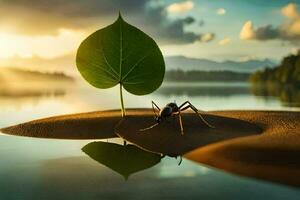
0 81 299 199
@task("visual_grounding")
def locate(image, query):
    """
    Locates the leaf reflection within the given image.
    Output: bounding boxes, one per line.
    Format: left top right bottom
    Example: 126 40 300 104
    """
82 142 162 180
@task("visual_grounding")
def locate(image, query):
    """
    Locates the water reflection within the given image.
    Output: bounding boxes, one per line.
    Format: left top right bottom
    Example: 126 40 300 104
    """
156 82 250 97
0 82 299 129
82 141 162 179
251 84 300 107
155 82 300 108
0 84 67 98
0 89 66 98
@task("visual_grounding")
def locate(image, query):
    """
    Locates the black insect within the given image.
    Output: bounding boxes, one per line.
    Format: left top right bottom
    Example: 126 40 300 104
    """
140 101 215 134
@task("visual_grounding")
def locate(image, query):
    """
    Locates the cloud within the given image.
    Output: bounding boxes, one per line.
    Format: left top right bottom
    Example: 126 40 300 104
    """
0 54 76 75
0 0 144 34
182 16 196 24
240 3 300 42
166 1 194 13
240 21 279 40
0 30 84 59
0 0 211 45
141 7 203 44
216 8 226 15
254 25 280 40
200 33 215 42
281 3 300 38
281 3 299 19
240 21 255 40
218 37 231 45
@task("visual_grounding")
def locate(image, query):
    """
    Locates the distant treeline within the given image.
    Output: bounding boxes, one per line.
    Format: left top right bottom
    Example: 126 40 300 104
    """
250 51 300 88
0 67 73 82
164 69 250 82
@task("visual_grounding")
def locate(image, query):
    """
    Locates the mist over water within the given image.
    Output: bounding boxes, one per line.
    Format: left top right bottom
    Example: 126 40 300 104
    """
1 81 299 127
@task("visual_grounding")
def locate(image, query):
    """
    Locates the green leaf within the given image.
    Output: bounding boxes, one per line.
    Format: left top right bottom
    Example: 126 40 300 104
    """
76 14 165 95
82 142 161 179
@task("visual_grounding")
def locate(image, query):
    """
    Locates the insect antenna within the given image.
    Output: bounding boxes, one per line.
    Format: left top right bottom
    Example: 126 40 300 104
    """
139 123 159 132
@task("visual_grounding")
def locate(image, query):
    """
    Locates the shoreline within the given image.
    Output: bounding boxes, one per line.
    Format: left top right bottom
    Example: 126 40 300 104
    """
1 109 300 186
185 110 300 187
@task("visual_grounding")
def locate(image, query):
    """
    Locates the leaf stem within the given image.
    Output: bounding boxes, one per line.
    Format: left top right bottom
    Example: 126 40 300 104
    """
120 84 126 117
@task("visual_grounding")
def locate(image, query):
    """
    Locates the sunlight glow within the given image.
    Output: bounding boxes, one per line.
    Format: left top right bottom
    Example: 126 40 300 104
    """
0 29 85 59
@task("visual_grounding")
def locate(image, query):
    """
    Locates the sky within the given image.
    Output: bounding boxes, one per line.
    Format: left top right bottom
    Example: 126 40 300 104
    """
0 0 300 72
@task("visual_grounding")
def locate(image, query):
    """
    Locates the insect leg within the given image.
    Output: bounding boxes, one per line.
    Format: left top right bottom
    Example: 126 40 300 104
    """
178 101 189 109
177 156 183 165
180 102 215 128
179 101 206 112
177 110 184 135
151 101 160 117
139 123 159 132
180 105 190 111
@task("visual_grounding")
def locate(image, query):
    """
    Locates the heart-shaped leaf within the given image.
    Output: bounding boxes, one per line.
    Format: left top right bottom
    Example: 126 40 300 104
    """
82 142 161 179
76 13 165 115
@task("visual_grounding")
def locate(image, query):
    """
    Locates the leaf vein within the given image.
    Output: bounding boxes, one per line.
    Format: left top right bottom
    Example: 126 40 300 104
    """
79 58 117 82
121 52 153 82
100 45 119 79
123 72 152 82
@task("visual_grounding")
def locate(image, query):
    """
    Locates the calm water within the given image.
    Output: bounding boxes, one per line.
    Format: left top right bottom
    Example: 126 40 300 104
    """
0 81 299 199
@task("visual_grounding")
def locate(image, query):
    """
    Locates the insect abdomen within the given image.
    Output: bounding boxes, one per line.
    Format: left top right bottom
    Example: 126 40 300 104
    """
160 106 173 117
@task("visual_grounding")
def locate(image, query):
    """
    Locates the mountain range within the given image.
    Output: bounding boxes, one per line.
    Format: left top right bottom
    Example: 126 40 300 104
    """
0 54 276 75
165 56 276 72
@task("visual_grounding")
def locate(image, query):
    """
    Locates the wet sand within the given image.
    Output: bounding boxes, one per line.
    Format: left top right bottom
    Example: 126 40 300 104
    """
185 111 300 187
1 109 123 139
